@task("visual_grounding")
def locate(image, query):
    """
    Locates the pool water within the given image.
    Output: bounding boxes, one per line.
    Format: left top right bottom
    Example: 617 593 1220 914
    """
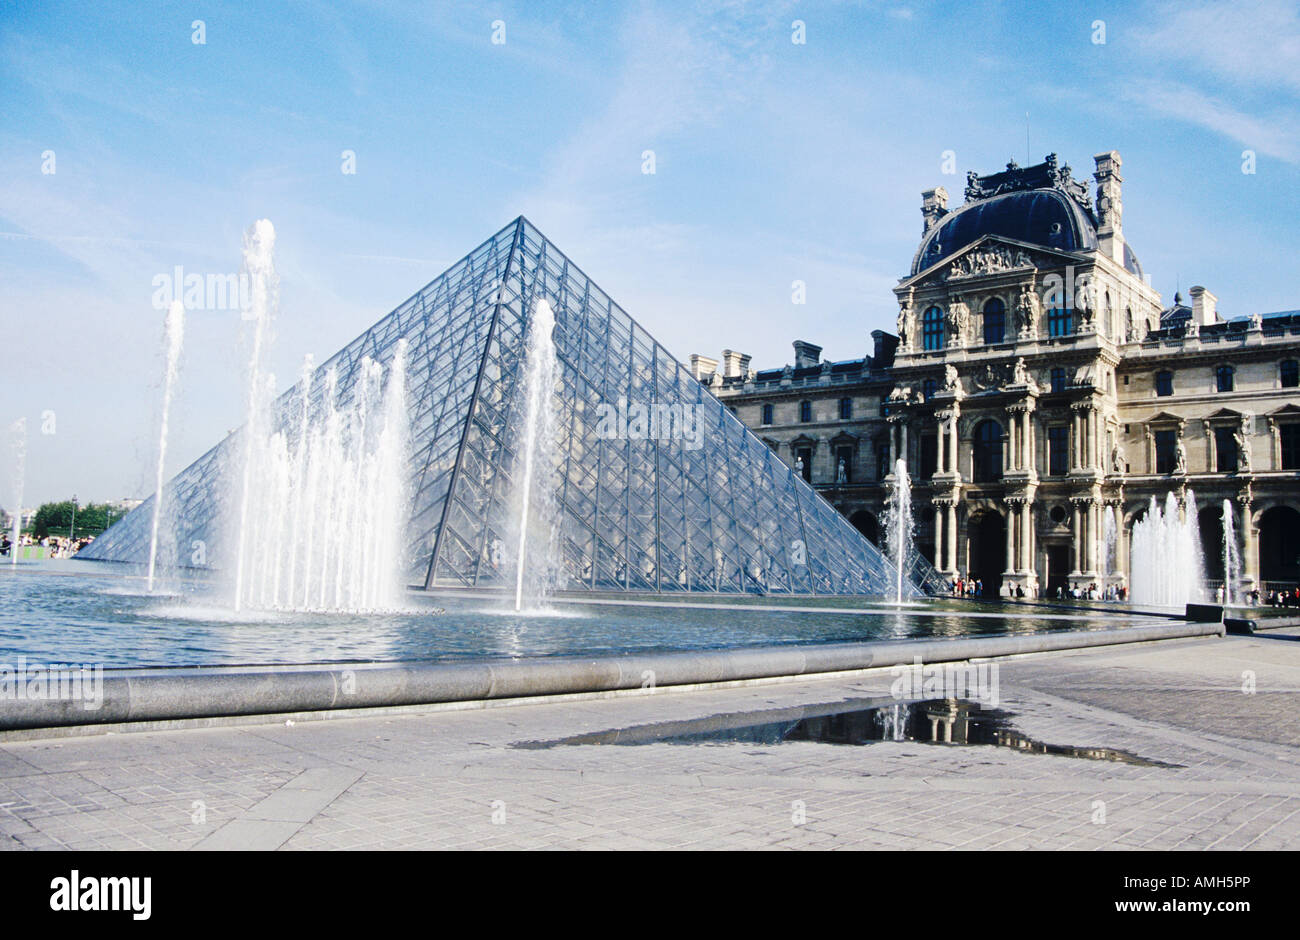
0 559 1168 668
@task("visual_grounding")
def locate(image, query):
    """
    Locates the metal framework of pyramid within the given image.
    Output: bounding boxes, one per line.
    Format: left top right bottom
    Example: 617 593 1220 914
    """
83 217 936 596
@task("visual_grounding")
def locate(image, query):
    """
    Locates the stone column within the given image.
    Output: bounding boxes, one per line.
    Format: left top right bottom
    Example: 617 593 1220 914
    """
1240 498 1257 587
934 505 945 570
947 502 958 577
1071 502 1082 574
1004 502 1016 575
1087 499 1099 575
949 415 959 476
1071 410 1081 470
936 418 946 474
1021 502 1032 571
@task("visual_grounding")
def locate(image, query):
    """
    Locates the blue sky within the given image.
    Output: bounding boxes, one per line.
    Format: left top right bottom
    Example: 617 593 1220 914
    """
2 0 1298 506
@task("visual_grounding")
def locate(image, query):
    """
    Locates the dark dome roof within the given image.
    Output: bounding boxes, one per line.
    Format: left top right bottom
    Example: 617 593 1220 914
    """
911 188 1142 278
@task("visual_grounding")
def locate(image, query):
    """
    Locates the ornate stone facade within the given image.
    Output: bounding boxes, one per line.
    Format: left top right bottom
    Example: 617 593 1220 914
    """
698 151 1300 597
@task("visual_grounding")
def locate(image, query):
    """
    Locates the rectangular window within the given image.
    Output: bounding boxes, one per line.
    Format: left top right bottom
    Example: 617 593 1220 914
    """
1155 429 1177 474
1048 426 1069 475
875 437 891 481
1215 426 1238 472
835 446 853 483
796 447 813 482
761 403 773 425
1282 424 1300 470
838 397 853 420
920 435 937 478
1048 307 1072 337
1156 371 1174 396
799 401 812 423
1050 367 1066 394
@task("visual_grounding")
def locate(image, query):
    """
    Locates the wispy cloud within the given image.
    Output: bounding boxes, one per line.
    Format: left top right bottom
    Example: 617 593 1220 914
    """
1125 81 1300 164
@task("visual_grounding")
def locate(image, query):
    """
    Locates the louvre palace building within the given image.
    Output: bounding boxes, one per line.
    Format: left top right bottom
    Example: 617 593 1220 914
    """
694 151 1300 598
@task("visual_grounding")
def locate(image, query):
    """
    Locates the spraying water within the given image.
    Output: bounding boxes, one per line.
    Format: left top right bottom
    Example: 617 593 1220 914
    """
1221 499 1241 606
513 298 560 612
232 344 409 612
146 301 185 592
1129 491 1207 608
227 219 410 612
233 220 277 612
882 458 914 604
1102 505 1117 586
7 418 24 566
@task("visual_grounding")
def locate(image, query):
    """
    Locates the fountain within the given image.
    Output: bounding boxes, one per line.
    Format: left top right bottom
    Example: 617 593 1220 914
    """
232 219 277 612
1129 491 1207 608
7 418 24 565
1221 499 1241 606
1102 505 1118 591
146 300 185 592
227 219 411 613
882 458 913 605
512 298 561 612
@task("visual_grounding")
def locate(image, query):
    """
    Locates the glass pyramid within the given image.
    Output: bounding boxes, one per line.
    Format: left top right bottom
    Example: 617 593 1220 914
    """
82 217 933 597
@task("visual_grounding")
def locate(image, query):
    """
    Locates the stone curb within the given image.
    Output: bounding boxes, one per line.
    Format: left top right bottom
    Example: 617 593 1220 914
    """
0 621 1224 731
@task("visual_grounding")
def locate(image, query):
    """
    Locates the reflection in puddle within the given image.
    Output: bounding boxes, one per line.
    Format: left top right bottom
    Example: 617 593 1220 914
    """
517 697 1181 768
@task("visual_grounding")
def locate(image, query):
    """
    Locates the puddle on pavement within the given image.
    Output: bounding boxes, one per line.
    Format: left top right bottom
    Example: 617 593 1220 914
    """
515 697 1181 768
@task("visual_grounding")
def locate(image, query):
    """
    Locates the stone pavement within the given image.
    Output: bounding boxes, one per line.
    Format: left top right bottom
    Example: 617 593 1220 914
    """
1 629 1298 850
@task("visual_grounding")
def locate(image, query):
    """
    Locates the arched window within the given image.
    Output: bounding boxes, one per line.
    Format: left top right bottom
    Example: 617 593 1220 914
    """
761 403 773 425
1281 360 1299 388
922 306 944 351
1216 364 1235 393
1156 371 1174 397
972 420 1004 483
982 298 1005 345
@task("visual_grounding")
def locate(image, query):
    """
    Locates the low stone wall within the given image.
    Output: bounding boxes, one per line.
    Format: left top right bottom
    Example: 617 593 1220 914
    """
0 621 1224 731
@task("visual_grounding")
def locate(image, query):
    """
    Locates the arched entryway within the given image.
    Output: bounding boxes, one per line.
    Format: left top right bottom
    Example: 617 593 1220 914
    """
848 510 879 546
1260 506 1300 584
967 511 1005 597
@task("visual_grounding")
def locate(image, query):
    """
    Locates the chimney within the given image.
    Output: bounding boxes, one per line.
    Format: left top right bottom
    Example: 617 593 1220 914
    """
871 329 898 368
1093 150 1124 265
1189 286 1218 325
921 187 949 234
792 340 822 369
689 354 718 381
721 349 749 378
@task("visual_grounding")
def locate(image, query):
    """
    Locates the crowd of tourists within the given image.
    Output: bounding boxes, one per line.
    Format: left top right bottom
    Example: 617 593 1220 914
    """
1265 588 1300 607
0 533 94 558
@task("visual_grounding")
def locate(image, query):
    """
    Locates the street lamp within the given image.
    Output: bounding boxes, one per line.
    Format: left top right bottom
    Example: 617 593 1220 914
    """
69 495 78 543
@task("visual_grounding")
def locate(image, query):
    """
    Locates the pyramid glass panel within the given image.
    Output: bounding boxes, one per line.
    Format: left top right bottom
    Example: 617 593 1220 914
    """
82 218 935 596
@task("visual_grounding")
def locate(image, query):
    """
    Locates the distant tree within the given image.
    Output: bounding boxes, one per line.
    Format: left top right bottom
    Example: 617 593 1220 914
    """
30 500 114 538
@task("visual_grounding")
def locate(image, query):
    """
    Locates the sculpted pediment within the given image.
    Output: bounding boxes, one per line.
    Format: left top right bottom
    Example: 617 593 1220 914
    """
901 236 1082 291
